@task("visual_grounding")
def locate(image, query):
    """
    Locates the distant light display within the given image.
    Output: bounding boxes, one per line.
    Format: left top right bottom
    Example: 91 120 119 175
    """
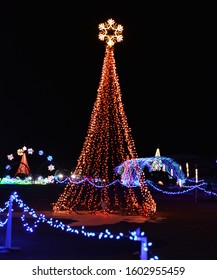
1 146 56 185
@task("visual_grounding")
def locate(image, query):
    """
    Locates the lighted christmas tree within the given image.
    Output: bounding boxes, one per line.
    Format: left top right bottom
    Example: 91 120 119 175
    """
53 19 156 216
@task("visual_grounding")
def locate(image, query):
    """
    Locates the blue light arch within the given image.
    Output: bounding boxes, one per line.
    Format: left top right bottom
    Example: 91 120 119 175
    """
115 157 186 187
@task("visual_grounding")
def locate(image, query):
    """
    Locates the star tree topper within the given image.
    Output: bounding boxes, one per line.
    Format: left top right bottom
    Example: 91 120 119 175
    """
98 18 123 47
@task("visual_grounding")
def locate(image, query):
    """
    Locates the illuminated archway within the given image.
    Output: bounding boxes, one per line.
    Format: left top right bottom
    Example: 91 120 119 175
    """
115 157 186 187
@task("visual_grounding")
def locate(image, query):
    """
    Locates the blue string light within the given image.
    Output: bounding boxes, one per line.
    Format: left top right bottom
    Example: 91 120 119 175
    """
0 191 159 260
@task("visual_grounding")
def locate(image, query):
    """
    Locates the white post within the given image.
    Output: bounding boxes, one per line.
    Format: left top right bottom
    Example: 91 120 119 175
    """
195 167 198 203
186 162 189 177
0 194 20 252
139 236 148 260
195 168 198 183
5 194 13 248
134 228 148 260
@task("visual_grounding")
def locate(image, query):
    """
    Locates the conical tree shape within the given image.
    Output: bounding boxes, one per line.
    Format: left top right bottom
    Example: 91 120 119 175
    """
14 153 30 177
74 45 138 184
53 19 156 216
155 147 161 157
152 146 163 171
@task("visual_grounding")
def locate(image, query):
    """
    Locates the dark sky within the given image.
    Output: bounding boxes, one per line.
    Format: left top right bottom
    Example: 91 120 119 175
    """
1 2 217 172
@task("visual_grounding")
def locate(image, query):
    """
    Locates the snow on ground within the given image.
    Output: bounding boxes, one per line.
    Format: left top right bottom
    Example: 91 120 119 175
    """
39 211 152 226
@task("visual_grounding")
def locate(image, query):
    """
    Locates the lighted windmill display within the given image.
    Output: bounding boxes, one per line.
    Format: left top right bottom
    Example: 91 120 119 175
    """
53 19 156 216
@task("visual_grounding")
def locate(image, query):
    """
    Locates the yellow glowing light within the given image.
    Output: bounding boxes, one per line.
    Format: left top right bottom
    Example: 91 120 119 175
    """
98 18 123 47
17 149 24 156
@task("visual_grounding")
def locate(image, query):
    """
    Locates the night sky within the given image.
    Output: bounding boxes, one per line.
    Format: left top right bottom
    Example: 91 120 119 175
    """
1 2 217 173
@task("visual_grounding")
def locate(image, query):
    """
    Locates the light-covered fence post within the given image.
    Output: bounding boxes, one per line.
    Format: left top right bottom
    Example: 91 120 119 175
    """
0 194 20 253
139 236 148 260
134 228 148 260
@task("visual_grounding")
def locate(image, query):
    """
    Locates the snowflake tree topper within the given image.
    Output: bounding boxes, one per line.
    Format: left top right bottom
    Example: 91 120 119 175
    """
98 18 123 47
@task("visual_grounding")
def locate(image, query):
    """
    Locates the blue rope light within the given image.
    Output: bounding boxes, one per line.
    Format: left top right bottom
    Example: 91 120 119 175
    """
0 192 159 260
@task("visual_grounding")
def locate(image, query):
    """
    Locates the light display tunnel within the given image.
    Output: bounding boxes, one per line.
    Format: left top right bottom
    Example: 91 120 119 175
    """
115 157 186 187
